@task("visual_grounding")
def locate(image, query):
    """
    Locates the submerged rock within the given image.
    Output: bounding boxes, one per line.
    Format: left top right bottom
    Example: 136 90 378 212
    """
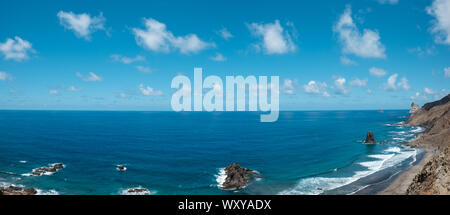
364 131 376 144
0 185 37 195
30 163 65 176
409 102 420 114
221 163 259 190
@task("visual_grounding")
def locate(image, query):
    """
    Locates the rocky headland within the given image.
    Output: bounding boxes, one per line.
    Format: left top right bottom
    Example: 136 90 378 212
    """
382 94 450 195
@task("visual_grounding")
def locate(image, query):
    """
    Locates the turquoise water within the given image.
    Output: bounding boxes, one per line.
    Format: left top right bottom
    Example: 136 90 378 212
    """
0 110 421 195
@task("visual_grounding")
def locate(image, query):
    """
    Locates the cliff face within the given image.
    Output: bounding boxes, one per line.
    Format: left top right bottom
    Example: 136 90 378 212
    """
406 94 450 195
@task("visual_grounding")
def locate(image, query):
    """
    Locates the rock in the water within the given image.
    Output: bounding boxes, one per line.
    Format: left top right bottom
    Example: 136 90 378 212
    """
221 163 259 190
377 109 384 113
364 131 376 144
29 163 65 176
409 102 420 113
116 165 127 171
0 185 37 195
122 187 151 195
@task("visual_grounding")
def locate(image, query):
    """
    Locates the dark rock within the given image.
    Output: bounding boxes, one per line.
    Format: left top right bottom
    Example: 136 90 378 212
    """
0 185 37 195
221 163 259 190
30 163 65 176
117 165 127 171
422 94 450 111
364 131 376 144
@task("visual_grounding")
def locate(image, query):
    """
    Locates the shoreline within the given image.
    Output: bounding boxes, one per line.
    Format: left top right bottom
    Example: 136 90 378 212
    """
378 146 434 195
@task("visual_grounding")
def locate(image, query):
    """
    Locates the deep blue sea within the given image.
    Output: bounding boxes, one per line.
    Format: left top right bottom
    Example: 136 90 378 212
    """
0 110 423 195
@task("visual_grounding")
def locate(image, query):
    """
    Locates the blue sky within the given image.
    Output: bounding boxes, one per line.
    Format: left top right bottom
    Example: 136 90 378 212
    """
0 0 449 110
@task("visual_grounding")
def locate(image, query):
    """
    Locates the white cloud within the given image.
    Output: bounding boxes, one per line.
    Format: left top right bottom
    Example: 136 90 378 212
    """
136 65 153 73
210 53 226 62
282 79 295 94
0 71 13 81
49 89 58 95
119 93 127 98
378 0 399 4
110 54 145 64
334 77 349 94
218 27 233 40
139 84 163 96
334 6 386 58
445 67 450 78
68 86 82 92
426 0 450 45
76 72 103 82
340 56 357 65
424 87 436 94
57 11 105 40
133 18 214 54
385 73 398 91
0 36 33 61
303 80 329 97
384 73 410 91
247 20 296 54
398 77 410 90
369 67 387 77
349 78 368 87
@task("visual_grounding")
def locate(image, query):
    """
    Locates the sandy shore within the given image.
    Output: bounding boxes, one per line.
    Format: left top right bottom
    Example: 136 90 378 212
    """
378 147 434 195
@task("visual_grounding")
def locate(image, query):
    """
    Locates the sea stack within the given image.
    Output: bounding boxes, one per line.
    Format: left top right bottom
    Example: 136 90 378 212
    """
364 131 376 144
409 102 420 114
221 163 259 190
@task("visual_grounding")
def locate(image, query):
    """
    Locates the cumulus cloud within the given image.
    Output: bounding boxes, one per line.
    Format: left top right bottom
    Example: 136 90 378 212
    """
210 53 226 62
349 78 368 87
384 73 410 91
378 0 399 4
76 72 103 82
398 77 410 90
369 67 387 77
0 36 34 61
110 54 145 64
136 65 152 73
334 77 349 94
426 0 450 45
340 56 357 66
0 71 13 81
247 20 296 54
139 84 163 96
217 27 233 40
445 67 450 78
333 6 386 58
303 80 329 97
282 79 295 95
57 11 106 40
424 87 436 95
133 18 214 54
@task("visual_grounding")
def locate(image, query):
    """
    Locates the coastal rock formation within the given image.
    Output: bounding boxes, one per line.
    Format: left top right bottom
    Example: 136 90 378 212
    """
0 185 37 195
122 187 151 195
409 102 420 114
116 165 127 171
405 94 450 195
364 131 376 144
31 163 65 176
221 163 259 190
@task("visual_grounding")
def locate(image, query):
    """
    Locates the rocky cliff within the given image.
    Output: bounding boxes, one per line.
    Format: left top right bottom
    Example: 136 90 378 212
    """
406 94 450 194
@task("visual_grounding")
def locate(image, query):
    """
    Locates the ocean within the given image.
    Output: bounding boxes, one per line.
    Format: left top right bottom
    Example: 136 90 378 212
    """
0 110 423 195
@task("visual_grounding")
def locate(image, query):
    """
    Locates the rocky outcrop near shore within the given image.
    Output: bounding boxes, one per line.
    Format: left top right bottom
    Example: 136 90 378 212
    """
0 185 37 195
221 163 260 190
409 102 420 114
405 94 450 195
363 131 376 144
27 163 65 176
